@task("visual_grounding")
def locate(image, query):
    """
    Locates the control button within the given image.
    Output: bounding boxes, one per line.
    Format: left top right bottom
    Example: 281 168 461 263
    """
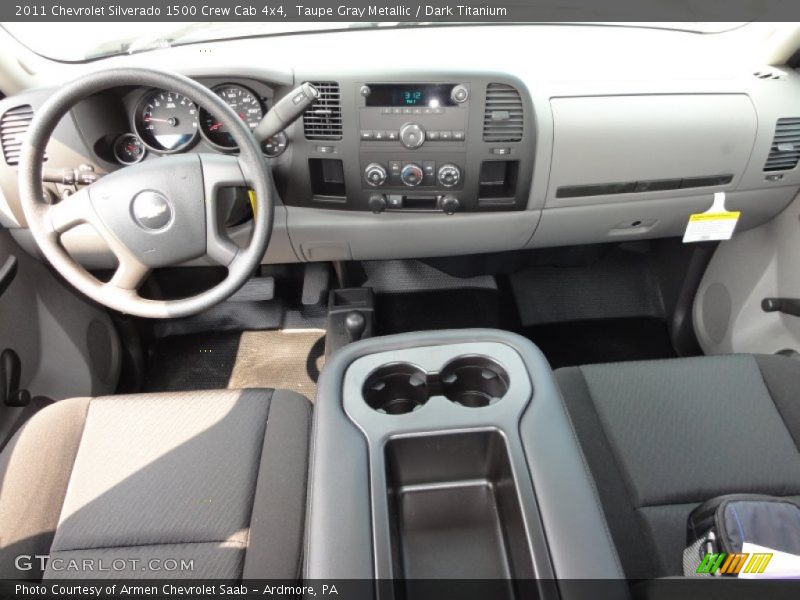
399 123 426 149
389 160 402 176
364 163 388 187
400 163 424 187
368 194 387 213
412 107 423 115
452 130 465 141
491 147 511 155
381 107 392 115
386 130 399 141
360 85 371 97
402 107 412 115
316 145 335 154
392 107 402 115
387 195 403 209
422 161 436 177
427 131 441 141
440 131 453 142
437 164 461 188
423 108 433 115
360 130 374 141
433 107 444 115
451 84 469 104
373 130 387 141
440 194 461 214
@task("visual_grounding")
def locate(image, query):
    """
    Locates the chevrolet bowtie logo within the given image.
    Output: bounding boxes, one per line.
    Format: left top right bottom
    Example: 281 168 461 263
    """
131 191 173 231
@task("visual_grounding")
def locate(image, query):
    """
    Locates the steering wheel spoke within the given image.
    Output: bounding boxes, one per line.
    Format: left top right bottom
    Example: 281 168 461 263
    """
47 187 94 234
200 154 250 267
108 255 150 291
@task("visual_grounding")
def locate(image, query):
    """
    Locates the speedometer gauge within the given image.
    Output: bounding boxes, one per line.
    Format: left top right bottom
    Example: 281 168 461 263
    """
199 84 264 150
134 90 198 153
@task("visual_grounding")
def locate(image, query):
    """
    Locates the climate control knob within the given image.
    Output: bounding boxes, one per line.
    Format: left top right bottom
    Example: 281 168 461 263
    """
437 164 461 188
364 163 387 187
399 123 426 149
400 163 424 187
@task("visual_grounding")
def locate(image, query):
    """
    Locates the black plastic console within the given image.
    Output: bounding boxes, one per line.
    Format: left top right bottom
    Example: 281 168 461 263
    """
305 329 627 599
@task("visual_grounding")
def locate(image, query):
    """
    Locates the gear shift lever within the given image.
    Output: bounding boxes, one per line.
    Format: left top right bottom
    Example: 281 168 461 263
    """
344 311 367 343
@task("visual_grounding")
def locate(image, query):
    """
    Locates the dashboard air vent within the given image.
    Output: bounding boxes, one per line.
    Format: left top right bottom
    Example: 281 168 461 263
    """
764 118 800 172
1 104 41 166
753 69 785 81
303 82 342 141
483 83 523 143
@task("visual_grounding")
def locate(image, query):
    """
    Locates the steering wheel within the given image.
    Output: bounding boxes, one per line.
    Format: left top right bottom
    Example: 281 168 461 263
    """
17 68 274 319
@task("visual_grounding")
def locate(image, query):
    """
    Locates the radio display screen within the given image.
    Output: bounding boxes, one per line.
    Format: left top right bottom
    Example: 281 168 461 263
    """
365 84 457 107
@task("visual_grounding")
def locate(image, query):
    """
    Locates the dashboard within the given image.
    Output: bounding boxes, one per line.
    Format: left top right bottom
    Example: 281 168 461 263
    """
1 24 800 266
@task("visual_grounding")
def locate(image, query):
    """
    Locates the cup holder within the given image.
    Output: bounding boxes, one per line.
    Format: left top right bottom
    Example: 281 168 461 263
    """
440 356 510 408
363 363 429 415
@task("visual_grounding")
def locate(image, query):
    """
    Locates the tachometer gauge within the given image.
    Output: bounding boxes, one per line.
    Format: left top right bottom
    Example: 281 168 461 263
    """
199 84 264 150
113 133 146 165
134 90 198 153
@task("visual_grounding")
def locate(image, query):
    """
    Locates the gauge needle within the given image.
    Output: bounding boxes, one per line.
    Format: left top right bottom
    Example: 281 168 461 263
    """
209 122 223 131
145 117 169 122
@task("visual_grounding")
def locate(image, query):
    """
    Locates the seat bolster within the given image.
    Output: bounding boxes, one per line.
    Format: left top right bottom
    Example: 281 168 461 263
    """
755 354 800 451
243 389 312 579
0 397 91 580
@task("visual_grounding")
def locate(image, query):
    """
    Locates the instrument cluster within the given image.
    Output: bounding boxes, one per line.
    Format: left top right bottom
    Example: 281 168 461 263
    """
113 82 287 165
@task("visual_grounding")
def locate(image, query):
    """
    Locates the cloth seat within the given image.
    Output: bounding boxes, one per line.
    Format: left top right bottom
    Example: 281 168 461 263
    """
556 354 800 579
0 388 311 580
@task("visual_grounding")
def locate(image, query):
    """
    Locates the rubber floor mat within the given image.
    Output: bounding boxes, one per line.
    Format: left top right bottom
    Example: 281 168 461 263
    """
227 329 326 400
523 317 676 369
143 331 241 392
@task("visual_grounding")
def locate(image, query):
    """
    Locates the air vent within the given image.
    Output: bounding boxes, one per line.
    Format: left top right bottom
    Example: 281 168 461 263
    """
1 104 41 166
303 82 342 141
764 118 800 172
753 69 785 81
483 83 523 143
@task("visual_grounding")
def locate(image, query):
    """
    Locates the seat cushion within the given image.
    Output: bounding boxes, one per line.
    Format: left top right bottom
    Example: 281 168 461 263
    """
556 354 800 579
0 388 311 580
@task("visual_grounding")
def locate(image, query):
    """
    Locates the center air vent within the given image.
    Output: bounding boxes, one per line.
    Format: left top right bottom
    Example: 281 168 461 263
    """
483 83 523 143
1 104 41 166
303 82 342 141
764 118 800 172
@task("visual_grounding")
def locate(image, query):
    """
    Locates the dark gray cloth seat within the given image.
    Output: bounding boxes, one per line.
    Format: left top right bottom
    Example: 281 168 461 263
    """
0 388 311 580
556 354 800 580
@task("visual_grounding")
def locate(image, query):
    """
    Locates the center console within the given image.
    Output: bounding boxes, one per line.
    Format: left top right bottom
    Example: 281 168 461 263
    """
305 329 627 598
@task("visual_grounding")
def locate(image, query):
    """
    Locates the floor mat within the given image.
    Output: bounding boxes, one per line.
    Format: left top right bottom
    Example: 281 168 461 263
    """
143 329 325 400
509 247 665 326
375 288 518 335
522 317 677 369
143 331 241 392
227 330 326 400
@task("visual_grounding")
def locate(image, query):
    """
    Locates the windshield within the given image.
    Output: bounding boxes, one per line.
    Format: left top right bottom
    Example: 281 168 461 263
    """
1 21 749 62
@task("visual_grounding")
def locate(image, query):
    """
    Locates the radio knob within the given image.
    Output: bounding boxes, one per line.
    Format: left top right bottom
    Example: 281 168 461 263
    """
440 194 461 215
437 164 461 188
400 163 424 187
364 163 387 187
451 84 469 104
399 123 426 149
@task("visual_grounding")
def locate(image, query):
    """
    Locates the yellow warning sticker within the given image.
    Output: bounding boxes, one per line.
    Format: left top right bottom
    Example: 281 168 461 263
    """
688 212 740 222
683 193 740 243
